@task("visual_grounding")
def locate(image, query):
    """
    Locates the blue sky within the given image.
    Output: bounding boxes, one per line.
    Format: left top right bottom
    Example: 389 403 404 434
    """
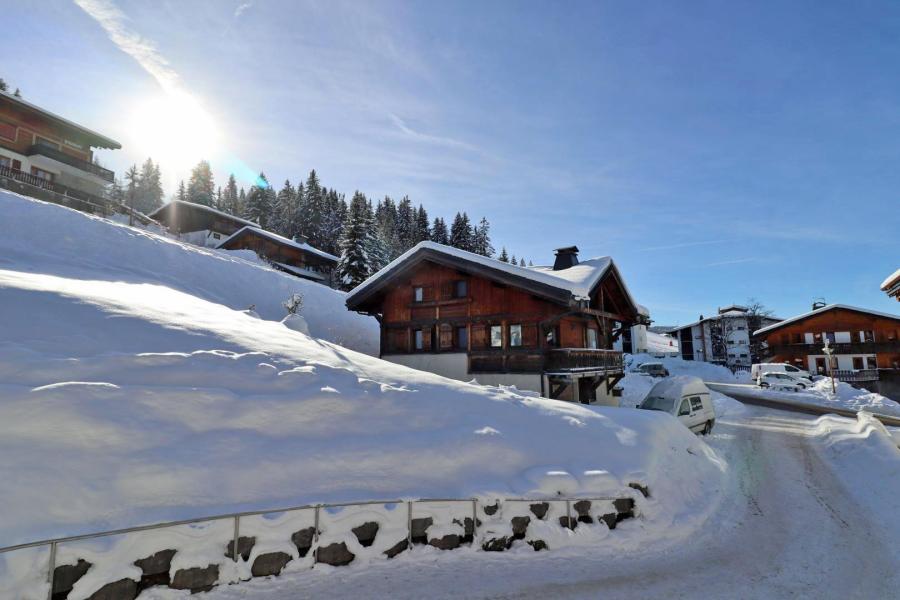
3 0 898 325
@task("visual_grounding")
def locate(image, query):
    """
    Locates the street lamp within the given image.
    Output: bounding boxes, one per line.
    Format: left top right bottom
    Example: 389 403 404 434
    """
822 338 836 394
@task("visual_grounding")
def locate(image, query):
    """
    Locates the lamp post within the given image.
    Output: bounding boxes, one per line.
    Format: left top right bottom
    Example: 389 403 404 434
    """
822 338 836 394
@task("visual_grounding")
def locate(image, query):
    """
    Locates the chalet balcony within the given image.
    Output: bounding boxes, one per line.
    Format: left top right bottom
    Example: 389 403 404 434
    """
768 341 899 355
832 369 880 383
468 348 623 375
0 164 111 215
27 144 115 182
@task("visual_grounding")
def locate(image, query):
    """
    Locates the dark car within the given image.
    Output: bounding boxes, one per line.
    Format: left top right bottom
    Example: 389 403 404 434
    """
635 363 670 378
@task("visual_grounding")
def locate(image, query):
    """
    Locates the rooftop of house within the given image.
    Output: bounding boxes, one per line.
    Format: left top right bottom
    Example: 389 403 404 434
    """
218 226 339 263
754 303 900 336
0 90 121 150
148 200 261 229
881 268 900 292
346 241 641 315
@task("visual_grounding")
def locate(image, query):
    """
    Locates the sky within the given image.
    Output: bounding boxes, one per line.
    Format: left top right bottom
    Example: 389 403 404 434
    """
2 0 898 325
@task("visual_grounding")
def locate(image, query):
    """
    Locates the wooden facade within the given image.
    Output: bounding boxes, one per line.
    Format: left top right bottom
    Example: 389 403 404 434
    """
150 200 257 238
218 227 337 284
757 305 900 372
347 244 642 403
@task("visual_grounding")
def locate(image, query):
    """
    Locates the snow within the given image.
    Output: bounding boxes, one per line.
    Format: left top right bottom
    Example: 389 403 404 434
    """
218 226 339 262
645 330 678 354
0 190 377 354
348 241 636 305
148 199 260 229
754 303 899 335
618 354 750 408
0 192 727 598
881 267 900 291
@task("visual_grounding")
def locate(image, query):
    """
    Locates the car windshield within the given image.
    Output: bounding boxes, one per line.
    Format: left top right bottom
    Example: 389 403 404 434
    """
640 396 675 412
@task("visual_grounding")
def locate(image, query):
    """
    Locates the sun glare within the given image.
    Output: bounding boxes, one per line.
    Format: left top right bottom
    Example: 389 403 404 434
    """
127 91 220 171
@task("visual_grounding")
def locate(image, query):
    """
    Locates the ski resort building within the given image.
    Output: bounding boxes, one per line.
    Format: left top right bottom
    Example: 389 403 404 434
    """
217 226 337 284
345 243 647 405
754 304 900 376
150 200 338 285
668 305 781 368
0 89 120 214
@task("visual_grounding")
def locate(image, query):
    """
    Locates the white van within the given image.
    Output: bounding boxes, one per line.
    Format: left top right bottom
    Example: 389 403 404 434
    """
638 376 716 435
751 363 812 381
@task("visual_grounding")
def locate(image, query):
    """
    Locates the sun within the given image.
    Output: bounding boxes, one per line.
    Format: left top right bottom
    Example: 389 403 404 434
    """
127 90 220 171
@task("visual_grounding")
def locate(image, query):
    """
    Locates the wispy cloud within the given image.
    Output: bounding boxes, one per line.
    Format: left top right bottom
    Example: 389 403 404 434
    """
704 257 757 267
74 0 179 91
637 239 726 252
389 113 477 152
234 2 253 18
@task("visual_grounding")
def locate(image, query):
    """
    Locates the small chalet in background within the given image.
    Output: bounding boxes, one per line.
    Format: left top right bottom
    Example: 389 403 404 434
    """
882 269 900 302
0 89 121 215
346 242 647 405
754 303 900 399
150 200 337 285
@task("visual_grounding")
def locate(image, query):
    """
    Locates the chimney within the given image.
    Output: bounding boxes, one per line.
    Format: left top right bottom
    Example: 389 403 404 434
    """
552 246 579 271
812 299 826 311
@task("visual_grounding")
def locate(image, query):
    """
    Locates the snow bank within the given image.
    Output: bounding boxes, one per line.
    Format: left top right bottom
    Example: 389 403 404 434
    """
0 191 378 354
0 197 728 597
619 354 750 408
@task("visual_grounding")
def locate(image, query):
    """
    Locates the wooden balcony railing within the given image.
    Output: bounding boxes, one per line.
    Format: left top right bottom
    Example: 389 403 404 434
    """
27 144 115 182
468 348 624 375
768 341 899 355
832 369 880 383
0 164 111 215
546 348 623 373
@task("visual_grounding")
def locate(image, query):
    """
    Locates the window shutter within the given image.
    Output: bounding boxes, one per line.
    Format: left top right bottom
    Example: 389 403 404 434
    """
471 323 487 348
521 323 538 347
439 323 453 349
440 281 454 300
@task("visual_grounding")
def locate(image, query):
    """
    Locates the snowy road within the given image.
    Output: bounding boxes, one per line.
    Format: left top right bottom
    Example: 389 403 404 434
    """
175 406 899 600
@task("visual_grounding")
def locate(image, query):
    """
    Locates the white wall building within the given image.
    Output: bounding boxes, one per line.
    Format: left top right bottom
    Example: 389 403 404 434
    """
668 305 780 368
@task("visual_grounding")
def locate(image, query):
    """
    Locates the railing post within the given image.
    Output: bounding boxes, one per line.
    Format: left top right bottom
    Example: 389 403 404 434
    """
46 541 57 600
471 498 478 541
232 516 240 562
407 501 413 547
312 504 320 565
565 499 572 529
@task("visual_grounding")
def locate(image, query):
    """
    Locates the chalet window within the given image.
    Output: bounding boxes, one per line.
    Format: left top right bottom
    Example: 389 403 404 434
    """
546 326 560 347
509 324 523 347
862 330 875 342
456 326 468 350
852 357 864 370
453 280 468 298
439 323 453 350
586 328 598 349
12 159 21 171
825 332 836 344
413 287 424 302
34 136 60 150
212 232 221 240
0 155 9 169
490 325 503 348
0 121 15 141
414 329 424 350
867 356 877 369
64 139 85 150
792 333 803 344
813 332 823 344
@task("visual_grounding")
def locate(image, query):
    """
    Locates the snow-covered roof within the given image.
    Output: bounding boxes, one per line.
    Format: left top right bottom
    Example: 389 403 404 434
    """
754 303 900 336
647 376 709 400
273 261 326 281
0 89 121 149
881 268 900 291
217 226 338 262
149 200 261 229
347 241 640 312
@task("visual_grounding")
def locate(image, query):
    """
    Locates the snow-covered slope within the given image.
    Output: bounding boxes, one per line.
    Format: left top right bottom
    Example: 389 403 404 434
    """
0 191 378 354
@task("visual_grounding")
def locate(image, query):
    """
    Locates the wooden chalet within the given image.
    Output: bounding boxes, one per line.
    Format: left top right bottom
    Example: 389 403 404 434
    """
149 200 259 248
217 226 338 284
346 242 646 404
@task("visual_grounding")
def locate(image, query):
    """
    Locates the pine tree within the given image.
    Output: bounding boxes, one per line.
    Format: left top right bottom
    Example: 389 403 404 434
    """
431 217 449 245
13 88 21 98
245 172 275 229
222 174 239 215
302 170 324 248
176 180 187 202
449 212 473 251
375 196 400 259
498 247 509 263
396 196 414 251
237 188 246 217
109 178 125 205
413 205 430 244
335 191 377 290
528 260 534 267
472 217 494 257
215 186 224 211
519 257 526 267
0 78 6 92
272 179 296 237
510 254 517 265
124 165 139 213
186 160 215 206
320 189 346 256
134 158 163 214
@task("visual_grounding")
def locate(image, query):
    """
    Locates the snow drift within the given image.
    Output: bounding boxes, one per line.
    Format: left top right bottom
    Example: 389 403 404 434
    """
0 193 727 597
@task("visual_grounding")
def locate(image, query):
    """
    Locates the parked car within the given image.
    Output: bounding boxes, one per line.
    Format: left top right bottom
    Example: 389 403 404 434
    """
634 362 670 378
757 372 808 392
638 376 716 435
751 363 813 381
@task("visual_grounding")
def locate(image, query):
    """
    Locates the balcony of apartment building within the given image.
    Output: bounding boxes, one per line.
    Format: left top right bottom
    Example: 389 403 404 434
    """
26 141 114 183
767 330 899 356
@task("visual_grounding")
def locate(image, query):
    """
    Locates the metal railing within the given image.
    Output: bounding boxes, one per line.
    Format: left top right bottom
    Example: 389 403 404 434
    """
27 144 115 182
0 494 628 599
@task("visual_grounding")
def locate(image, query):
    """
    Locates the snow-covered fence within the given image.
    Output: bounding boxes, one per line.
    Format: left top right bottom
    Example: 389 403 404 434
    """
0 491 647 599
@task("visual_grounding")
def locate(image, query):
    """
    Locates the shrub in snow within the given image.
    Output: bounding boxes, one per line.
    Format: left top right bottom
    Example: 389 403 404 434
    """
282 292 304 315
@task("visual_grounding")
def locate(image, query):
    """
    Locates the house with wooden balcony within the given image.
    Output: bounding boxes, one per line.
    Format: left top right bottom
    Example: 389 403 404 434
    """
345 242 646 405
217 226 337 284
0 89 120 214
754 303 900 387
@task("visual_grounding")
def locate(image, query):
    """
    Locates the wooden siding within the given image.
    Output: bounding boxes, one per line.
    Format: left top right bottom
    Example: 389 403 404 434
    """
0 102 94 162
758 307 900 369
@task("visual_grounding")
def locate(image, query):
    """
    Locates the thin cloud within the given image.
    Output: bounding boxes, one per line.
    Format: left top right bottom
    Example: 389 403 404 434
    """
638 239 727 252
74 0 179 91
704 257 757 267
389 114 477 152
234 2 253 18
